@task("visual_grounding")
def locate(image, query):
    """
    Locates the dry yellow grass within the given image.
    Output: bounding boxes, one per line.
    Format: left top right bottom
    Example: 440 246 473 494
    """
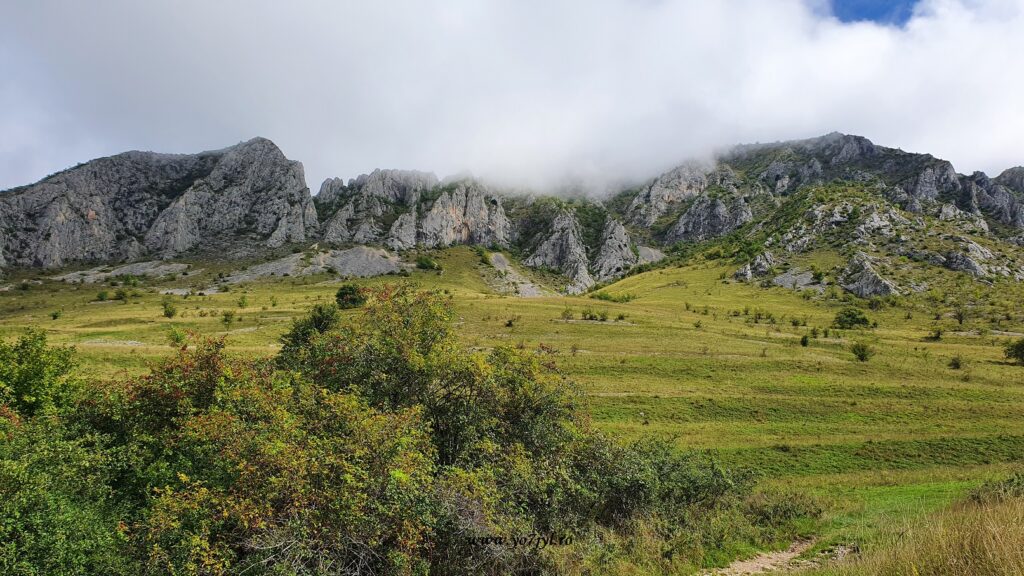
811 496 1024 575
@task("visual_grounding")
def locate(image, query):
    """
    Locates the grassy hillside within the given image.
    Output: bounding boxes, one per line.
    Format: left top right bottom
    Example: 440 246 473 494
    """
3 245 1024 571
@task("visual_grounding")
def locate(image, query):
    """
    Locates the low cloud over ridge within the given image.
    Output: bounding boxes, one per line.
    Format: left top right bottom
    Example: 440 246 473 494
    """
1 0 1023 193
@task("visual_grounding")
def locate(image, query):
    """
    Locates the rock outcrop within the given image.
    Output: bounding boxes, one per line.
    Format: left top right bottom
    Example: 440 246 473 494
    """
627 162 711 226
665 196 752 243
418 181 511 248
386 211 418 251
5 131 1024 295
735 251 776 281
840 252 899 297
224 246 404 283
0 137 317 268
592 219 637 282
524 211 594 294
52 261 193 284
317 178 511 251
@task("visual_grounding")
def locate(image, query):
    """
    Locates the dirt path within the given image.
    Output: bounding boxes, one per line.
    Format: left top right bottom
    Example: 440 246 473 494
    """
707 540 815 575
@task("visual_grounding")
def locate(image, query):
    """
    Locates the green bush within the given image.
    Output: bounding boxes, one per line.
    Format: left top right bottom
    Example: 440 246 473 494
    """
591 291 636 303
834 307 870 329
851 341 875 362
415 255 442 270
335 283 367 309
161 299 178 319
0 330 77 417
0 286 824 575
277 303 341 367
1006 338 1024 366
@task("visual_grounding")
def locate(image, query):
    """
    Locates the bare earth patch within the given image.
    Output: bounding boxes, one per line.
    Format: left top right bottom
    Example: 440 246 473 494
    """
489 253 547 297
707 540 815 575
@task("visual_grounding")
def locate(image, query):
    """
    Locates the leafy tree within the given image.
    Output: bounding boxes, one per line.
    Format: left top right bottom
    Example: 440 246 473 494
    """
0 330 77 417
335 283 367 309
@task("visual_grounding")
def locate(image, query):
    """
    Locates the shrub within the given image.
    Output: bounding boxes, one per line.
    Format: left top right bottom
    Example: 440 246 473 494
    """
220 309 236 328
0 329 77 416
834 307 870 329
415 255 442 270
851 341 875 362
96 290 109 301
949 355 964 370
50 310 62 320
800 334 810 347
335 283 367 309
161 299 178 319
591 291 636 303
0 285 826 575
277 303 341 367
166 326 187 347
971 471 1024 503
1006 338 1024 366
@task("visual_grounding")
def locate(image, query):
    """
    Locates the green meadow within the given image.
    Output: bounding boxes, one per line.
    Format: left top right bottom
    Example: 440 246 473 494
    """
3 245 1023 569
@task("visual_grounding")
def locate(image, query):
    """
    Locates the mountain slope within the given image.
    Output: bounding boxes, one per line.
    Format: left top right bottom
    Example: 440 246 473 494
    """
0 137 317 269
3 133 1023 297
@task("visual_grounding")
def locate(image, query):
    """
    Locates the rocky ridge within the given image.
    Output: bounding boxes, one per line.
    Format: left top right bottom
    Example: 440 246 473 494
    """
4 133 1024 296
0 137 317 269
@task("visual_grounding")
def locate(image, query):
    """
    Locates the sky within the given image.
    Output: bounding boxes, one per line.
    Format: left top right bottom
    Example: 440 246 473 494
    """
1 0 1023 194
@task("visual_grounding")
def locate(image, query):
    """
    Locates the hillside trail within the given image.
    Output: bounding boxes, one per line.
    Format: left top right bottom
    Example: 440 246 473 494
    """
705 539 815 575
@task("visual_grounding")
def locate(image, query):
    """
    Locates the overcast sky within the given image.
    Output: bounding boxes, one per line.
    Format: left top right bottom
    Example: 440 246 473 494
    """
1 0 1022 194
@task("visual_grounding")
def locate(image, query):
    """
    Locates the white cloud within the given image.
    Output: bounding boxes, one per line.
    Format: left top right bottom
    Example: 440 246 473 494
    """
0 0 1022 193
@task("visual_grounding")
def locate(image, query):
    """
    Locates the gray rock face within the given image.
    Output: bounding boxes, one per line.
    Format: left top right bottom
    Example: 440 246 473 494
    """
317 170 438 247
627 162 712 226
348 169 438 206
906 162 961 204
735 251 776 281
840 252 899 297
636 246 666 264
854 208 909 240
0 137 317 268
665 196 752 243
524 211 593 294
386 210 418 251
771 269 824 292
592 219 637 282
224 246 404 283
418 181 511 248
318 176 512 252
52 260 192 284
967 169 1024 229
944 251 987 277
